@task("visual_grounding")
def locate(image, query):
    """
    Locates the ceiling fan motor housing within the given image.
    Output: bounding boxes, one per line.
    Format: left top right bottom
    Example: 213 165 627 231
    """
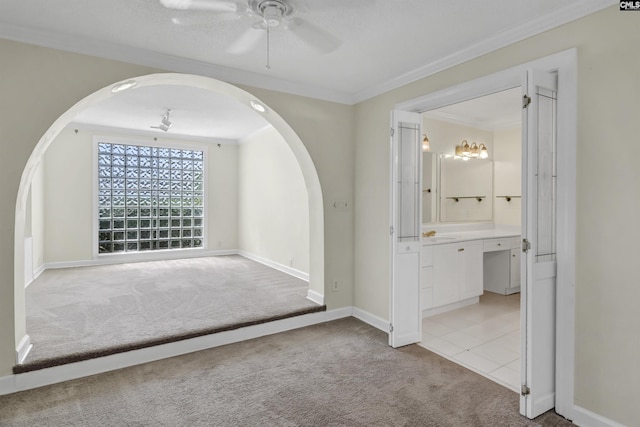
250 0 293 26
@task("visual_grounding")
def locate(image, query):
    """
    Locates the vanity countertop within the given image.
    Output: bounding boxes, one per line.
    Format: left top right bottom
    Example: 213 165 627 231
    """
422 227 520 246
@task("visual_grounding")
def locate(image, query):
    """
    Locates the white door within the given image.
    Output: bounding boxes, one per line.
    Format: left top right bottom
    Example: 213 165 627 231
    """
520 69 558 418
389 109 422 347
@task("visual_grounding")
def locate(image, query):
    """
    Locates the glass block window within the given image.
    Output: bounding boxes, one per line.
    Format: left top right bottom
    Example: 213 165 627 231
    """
98 142 204 254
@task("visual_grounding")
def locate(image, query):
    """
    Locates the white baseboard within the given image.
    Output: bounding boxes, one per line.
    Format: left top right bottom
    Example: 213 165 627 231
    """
422 297 479 318
16 335 32 365
44 249 237 270
237 250 309 282
25 264 46 289
32 264 45 281
0 307 352 397
572 405 626 427
306 289 324 305
352 307 389 332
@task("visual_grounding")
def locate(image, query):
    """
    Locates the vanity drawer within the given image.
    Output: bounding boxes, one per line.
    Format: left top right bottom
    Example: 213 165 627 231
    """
421 246 434 267
483 238 511 252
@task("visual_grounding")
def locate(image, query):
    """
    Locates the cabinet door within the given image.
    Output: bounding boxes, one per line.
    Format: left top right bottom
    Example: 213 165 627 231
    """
432 243 460 307
420 266 434 309
459 241 484 299
510 248 521 288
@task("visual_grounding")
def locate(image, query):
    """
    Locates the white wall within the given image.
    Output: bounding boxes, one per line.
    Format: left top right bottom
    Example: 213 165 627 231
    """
238 126 309 274
42 126 239 263
493 127 521 226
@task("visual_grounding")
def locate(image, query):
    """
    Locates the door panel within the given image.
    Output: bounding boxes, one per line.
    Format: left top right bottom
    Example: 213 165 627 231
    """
521 70 558 418
389 109 422 347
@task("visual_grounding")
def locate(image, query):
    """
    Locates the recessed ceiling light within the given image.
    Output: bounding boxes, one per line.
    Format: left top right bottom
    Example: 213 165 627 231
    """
250 100 267 113
111 79 138 93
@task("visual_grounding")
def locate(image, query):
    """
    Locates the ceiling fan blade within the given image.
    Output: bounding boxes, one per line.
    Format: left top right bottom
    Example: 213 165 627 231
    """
160 0 238 12
170 11 239 25
287 17 341 54
226 26 265 55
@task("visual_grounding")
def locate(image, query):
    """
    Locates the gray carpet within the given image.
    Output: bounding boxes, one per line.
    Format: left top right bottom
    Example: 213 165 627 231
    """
0 318 572 426
18 255 323 372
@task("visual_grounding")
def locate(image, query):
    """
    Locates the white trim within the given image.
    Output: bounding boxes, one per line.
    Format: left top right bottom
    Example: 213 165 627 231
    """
393 49 577 421
238 250 309 282
25 264 45 288
421 297 479 318
0 308 351 397
306 289 324 305
572 405 626 427
15 335 32 365
44 249 237 270
0 1 613 105
31 264 45 282
352 307 389 333
553 48 578 421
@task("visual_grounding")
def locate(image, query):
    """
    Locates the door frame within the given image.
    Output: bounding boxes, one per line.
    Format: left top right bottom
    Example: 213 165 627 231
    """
392 49 576 420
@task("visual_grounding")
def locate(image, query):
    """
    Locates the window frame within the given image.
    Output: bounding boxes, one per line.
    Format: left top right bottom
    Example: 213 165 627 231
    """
92 135 208 260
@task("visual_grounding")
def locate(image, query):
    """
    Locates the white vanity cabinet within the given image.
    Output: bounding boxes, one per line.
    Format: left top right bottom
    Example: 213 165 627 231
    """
420 232 520 316
483 236 521 295
421 240 483 312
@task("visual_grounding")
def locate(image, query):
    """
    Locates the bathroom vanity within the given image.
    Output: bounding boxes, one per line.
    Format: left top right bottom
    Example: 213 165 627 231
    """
420 228 521 317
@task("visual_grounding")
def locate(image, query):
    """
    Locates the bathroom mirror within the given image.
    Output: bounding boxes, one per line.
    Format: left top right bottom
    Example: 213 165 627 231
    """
422 152 493 223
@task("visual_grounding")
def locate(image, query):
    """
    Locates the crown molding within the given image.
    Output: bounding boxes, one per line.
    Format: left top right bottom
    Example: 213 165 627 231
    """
0 23 353 105
350 0 616 103
0 0 615 105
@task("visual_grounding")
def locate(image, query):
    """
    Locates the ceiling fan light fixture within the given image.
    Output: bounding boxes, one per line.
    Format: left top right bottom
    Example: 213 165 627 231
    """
262 4 283 26
151 109 173 132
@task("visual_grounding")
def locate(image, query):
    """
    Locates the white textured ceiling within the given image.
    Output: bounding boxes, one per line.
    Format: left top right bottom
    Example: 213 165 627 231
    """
0 0 614 138
72 85 270 140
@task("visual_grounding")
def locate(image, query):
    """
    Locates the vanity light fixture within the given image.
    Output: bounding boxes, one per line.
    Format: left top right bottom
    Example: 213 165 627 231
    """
453 140 489 160
479 143 489 159
422 134 431 152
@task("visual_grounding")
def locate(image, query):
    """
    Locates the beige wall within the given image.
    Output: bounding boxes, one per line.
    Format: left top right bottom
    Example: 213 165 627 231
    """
239 86 355 308
493 127 521 226
0 39 354 379
354 6 638 425
238 126 309 273
42 127 239 263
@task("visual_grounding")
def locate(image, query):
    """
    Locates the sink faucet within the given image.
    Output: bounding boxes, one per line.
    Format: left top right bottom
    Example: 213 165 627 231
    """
423 230 436 238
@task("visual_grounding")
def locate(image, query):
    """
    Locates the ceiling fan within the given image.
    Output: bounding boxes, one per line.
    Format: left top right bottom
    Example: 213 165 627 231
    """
159 0 341 68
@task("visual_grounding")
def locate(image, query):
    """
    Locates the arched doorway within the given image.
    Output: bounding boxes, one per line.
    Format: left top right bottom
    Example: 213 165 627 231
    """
13 73 325 365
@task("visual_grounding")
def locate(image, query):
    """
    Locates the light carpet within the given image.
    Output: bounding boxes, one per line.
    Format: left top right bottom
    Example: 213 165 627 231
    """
18 255 323 373
1 318 572 426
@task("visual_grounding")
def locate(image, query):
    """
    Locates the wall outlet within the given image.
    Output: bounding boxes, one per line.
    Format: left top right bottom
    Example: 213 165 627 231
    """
331 280 339 292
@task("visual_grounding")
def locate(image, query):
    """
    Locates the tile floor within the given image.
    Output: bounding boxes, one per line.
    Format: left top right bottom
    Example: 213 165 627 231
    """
418 291 521 392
